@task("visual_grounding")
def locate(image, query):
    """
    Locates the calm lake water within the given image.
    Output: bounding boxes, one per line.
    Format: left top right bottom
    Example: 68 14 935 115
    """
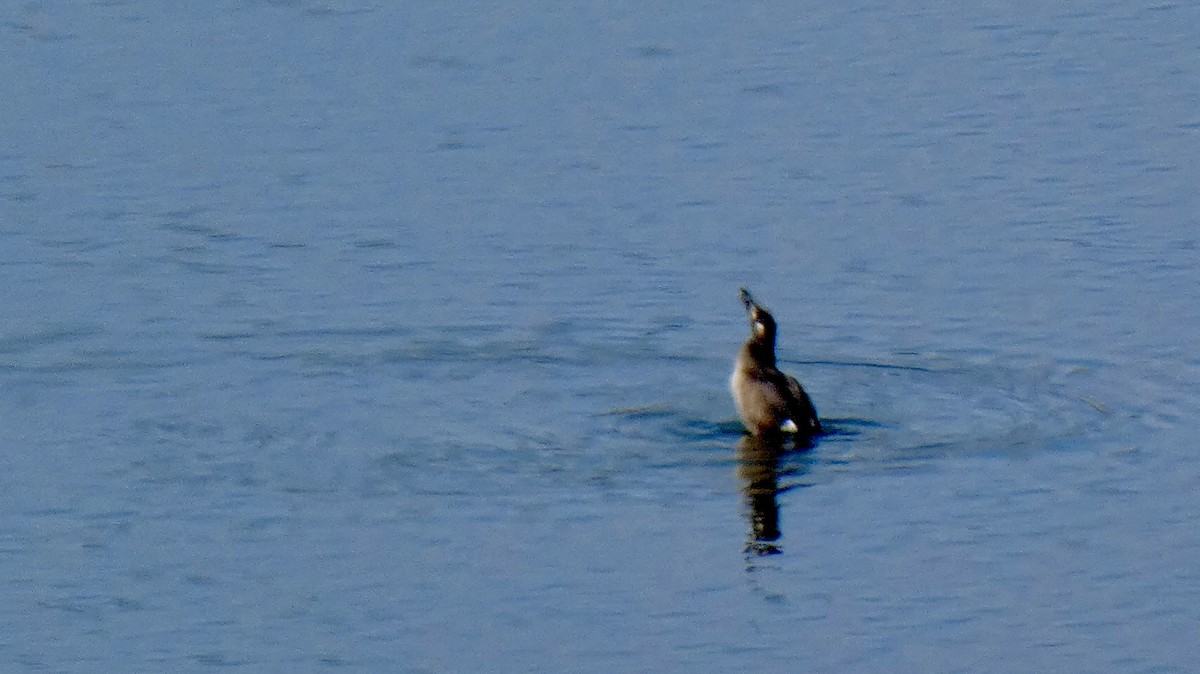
3 1 1200 672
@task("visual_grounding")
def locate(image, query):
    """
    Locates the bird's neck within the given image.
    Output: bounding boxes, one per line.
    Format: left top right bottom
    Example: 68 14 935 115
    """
742 335 777 368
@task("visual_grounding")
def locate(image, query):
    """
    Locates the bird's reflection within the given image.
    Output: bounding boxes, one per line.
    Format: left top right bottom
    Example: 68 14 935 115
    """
737 435 812 556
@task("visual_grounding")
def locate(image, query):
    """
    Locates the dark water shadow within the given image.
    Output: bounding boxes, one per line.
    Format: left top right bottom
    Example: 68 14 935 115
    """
736 433 819 558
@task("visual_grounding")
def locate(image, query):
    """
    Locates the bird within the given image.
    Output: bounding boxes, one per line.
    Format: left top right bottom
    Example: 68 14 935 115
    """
730 287 821 440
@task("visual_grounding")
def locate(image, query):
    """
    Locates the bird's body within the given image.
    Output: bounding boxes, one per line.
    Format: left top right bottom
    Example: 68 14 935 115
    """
731 288 821 439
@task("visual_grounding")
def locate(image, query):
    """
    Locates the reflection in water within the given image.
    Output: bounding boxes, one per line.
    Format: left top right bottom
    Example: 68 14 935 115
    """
737 435 812 557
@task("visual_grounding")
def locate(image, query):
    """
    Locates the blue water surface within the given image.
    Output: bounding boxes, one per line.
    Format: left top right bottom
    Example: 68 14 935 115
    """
2 1 1199 672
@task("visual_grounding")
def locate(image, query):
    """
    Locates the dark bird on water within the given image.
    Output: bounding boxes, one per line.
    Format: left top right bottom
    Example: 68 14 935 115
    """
731 288 821 439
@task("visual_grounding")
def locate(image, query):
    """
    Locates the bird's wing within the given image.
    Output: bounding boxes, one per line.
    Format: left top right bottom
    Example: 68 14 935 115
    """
785 373 822 434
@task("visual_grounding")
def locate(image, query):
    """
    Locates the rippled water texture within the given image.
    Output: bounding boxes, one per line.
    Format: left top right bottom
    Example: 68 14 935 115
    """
3 2 1200 672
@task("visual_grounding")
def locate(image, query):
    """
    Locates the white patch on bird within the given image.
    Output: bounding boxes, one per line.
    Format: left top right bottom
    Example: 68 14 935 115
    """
780 419 799 433
753 321 766 336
